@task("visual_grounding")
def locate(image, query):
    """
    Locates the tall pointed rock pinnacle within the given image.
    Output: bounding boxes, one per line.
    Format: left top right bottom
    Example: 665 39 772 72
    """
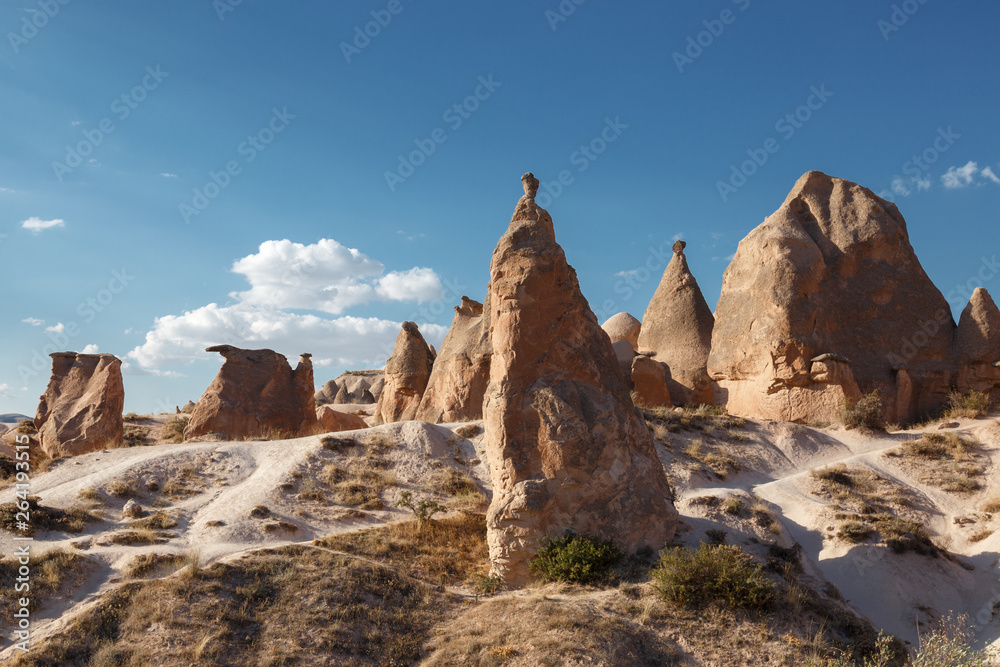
482 172 678 586
955 287 1000 399
637 239 715 405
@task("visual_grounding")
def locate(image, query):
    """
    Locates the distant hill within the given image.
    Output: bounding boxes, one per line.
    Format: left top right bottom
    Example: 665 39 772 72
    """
0 413 31 425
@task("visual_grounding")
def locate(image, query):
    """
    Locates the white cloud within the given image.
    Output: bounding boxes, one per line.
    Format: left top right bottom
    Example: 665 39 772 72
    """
45 322 65 334
0 187 18 194
81 344 99 354
942 161 980 189
128 303 447 371
981 166 1000 185
940 161 1000 189
671 233 684 242
21 217 65 233
230 239 441 314
21 317 44 326
615 269 639 278
71 120 82 126
890 176 911 197
130 238 449 372
160 172 178 178
915 175 931 190
0 383 12 399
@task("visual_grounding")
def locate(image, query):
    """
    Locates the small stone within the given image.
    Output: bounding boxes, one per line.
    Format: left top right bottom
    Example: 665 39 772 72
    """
123 499 143 518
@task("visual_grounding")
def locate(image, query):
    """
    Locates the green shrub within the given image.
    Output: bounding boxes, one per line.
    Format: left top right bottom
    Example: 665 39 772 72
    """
840 391 885 432
529 532 623 584
395 491 445 524
911 614 997 667
651 542 773 611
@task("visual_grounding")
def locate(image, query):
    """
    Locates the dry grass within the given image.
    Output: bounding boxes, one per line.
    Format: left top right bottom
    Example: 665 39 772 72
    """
128 511 179 531
0 548 93 625
427 466 481 496
983 496 1000 513
891 432 986 494
0 496 102 535
102 528 173 545
642 405 747 439
14 544 453 666
969 528 994 543
161 463 202 498
123 424 152 448
316 512 490 588
840 390 885 432
454 423 482 439
123 552 187 579
106 479 138 498
811 464 936 556
682 439 740 480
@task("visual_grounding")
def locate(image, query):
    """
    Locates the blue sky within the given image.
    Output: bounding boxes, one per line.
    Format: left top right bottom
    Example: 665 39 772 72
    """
2 0 998 414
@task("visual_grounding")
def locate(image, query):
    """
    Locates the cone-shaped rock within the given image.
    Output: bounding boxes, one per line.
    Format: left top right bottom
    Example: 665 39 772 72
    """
955 287 1000 400
637 240 714 406
709 171 954 423
35 352 124 457
416 296 492 423
372 322 435 424
185 347 318 440
483 172 678 586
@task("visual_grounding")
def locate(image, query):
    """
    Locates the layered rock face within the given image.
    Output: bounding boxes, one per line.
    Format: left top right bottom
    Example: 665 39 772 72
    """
637 241 714 406
955 288 1000 400
372 322 435 424
34 352 124 457
416 296 492 423
483 173 678 586
601 312 641 351
185 346 318 440
709 171 955 424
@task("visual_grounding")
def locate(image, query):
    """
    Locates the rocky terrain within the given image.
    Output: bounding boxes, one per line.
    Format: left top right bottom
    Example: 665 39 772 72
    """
3 170 1000 665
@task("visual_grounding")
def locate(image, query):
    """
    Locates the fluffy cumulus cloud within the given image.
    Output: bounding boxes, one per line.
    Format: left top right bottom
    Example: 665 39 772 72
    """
230 239 442 313
80 344 99 354
0 383 12 399
21 317 43 326
129 238 449 372
941 161 1000 189
21 217 65 233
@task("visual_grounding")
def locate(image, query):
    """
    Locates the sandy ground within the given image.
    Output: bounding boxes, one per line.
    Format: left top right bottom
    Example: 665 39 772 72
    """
4 411 1000 659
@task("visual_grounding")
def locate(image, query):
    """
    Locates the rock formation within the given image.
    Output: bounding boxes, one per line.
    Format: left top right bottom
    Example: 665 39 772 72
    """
185 347 318 440
317 405 369 433
709 171 955 424
34 352 125 457
416 296 492 423
601 312 641 351
637 240 714 406
483 172 678 586
955 288 1000 400
181 401 196 414
631 356 673 408
315 371 381 405
372 322 435 424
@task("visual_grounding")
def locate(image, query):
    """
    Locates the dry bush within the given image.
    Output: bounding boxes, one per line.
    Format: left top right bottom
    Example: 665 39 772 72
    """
103 529 172 545
128 511 178 531
106 480 137 498
944 390 992 419
454 423 482 439
652 543 773 611
428 467 480 496
968 528 993 543
683 439 740 480
840 390 885 432
161 416 188 443
123 552 186 579
123 424 152 448
983 496 1000 513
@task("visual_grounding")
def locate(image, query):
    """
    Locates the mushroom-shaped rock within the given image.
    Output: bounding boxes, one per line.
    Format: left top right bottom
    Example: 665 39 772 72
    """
483 172 678 586
601 312 642 351
184 346 318 440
